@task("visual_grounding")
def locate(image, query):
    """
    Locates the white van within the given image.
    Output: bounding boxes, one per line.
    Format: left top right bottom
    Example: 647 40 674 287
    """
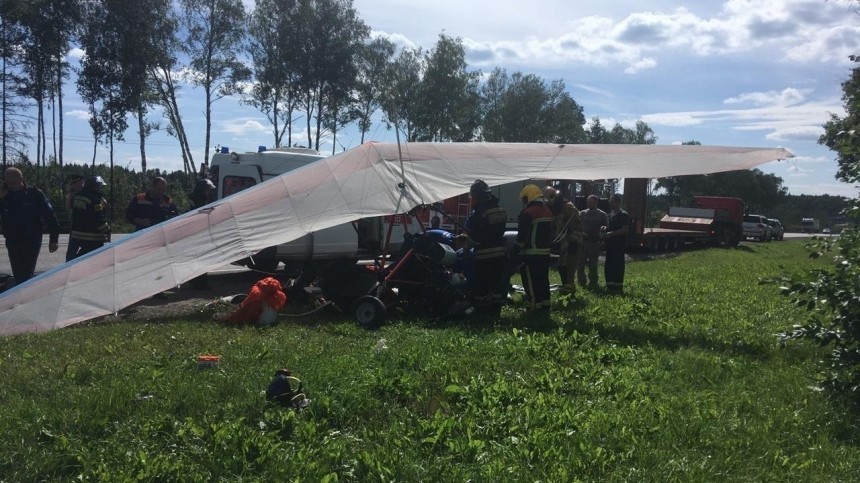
209 146 415 272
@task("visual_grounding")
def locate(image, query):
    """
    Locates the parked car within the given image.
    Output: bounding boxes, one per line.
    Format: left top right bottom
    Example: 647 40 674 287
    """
743 214 772 241
767 218 785 241
822 227 832 235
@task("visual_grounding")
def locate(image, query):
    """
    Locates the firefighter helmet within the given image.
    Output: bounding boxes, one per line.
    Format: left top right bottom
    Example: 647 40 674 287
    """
519 184 543 203
469 179 492 197
85 176 106 190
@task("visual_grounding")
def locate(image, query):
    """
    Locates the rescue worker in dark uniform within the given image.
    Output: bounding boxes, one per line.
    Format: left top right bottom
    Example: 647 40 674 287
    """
515 184 553 311
64 174 85 262
187 178 217 290
463 179 508 315
601 194 630 294
67 176 110 261
0 167 60 286
126 176 179 231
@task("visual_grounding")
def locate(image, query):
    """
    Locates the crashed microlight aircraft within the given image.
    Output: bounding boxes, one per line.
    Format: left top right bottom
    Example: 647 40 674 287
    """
0 142 792 335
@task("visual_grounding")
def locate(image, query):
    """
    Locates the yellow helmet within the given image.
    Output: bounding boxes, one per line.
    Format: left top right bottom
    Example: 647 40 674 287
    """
519 184 543 203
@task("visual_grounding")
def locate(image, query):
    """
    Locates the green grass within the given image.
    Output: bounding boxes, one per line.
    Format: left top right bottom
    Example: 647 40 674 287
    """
2 241 859 481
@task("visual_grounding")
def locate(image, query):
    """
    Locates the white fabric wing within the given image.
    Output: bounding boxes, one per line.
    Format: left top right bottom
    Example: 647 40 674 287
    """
0 142 792 334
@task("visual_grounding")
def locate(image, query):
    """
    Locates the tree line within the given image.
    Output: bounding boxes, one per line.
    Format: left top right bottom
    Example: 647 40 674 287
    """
0 0 660 177
1 0 846 234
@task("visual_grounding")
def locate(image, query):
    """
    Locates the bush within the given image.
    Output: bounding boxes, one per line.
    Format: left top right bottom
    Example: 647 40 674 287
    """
779 217 860 397
780 54 860 400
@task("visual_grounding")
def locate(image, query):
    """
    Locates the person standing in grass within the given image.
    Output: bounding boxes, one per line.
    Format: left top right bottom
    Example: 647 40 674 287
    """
545 186 583 294
463 179 509 315
0 167 60 286
601 194 630 295
515 184 553 311
64 174 85 262
578 195 608 289
68 176 111 261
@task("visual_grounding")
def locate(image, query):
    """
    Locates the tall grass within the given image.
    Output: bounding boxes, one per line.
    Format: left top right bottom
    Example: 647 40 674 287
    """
1 241 857 480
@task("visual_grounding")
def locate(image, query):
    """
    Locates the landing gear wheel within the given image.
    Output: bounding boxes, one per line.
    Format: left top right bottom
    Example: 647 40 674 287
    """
352 295 386 329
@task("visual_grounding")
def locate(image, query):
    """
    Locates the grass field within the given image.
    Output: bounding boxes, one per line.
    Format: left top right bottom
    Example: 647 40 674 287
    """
2 240 858 481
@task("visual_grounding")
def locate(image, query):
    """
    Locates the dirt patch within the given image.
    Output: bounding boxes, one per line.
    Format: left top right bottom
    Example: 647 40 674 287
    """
94 270 291 323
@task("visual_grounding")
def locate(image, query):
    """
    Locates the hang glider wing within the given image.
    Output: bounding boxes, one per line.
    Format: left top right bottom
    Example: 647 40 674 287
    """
0 142 792 335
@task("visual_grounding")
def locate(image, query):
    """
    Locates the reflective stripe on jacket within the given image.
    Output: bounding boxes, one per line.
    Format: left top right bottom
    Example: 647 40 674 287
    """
516 200 553 256
70 190 109 242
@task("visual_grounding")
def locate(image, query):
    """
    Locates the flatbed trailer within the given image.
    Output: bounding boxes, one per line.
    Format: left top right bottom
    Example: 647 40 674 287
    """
624 178 743 251
634 227 713 251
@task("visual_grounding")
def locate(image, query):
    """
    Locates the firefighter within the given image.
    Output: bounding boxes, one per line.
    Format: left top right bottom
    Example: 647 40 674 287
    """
515 184 553 311
601 193 630 294
64 174 85 262
68 176 110 261
0 167 60 286
463 179 508 315
545 186 583 294
126 176 179 231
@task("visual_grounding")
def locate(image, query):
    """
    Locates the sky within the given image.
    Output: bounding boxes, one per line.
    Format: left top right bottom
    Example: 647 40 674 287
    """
29 0 860 197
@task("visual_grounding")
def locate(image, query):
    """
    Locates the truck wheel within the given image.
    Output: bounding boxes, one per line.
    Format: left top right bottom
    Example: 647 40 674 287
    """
353 295 386 329
728 229 741 247
711 227 724 247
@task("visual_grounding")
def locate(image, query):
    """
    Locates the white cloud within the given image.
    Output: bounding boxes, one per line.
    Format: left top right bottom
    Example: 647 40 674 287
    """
724 88 809 107
764 125 822 142
643 92 841 142
784 181 860 197
456 0 860 74
217 119 269 135
572 83 614 98
66 48 85 60
66 110 91 121
623 57 657 75
640 112 704 127
371 30 417 50
791 154 830 164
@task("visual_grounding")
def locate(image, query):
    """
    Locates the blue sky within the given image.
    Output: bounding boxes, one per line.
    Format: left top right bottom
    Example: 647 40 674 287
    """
37 0 860 197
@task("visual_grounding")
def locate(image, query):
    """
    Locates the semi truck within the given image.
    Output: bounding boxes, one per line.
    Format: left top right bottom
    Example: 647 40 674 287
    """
801 217 820 233
618 178 744 249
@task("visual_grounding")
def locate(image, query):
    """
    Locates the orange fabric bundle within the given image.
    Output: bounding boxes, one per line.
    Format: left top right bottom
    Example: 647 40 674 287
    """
225 277 287 325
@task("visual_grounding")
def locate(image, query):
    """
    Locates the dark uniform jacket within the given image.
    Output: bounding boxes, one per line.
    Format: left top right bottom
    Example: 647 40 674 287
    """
465 197 507 259
125 192 179 231
606 209 631 250
516 200 553 256
71 190 110 241
0 184 59 243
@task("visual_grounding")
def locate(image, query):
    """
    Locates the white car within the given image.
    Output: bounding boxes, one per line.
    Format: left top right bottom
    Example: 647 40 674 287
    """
743 214 772 242
767 218 785 241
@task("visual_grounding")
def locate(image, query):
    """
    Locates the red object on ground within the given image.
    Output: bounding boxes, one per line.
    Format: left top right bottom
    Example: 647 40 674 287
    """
225 277 287 325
